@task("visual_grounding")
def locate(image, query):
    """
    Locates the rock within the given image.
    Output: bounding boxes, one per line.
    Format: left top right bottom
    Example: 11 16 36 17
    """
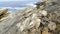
42 27 48 34
0 8 8 15
0 8 8 19
0 0 60 34
29 15 41 29
48 22 56 30
41 10 47 16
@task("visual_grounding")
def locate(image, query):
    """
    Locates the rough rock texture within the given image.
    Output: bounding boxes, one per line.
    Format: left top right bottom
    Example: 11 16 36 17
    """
0 0 60 34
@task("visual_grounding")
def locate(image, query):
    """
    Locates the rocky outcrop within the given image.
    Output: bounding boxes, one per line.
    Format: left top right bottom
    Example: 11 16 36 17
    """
0 8 8 19
0 0 60 34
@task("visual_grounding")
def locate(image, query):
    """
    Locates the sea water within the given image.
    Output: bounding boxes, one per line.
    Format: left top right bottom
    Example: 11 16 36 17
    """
0 0 41 13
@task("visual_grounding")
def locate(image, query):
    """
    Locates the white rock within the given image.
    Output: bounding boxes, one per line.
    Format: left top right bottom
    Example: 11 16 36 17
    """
35 18 41 28
38 10 47 16
32 13 37 19
29 14 41 28
29 19 41 29
41 10 47 16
